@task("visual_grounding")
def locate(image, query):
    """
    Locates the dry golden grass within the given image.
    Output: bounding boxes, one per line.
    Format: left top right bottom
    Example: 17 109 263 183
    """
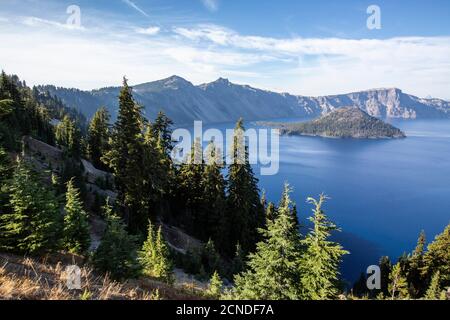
0 253 203 300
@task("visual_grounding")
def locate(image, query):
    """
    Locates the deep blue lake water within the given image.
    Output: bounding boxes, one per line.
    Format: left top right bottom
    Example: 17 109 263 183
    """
255 119 450 283
179 119 450 284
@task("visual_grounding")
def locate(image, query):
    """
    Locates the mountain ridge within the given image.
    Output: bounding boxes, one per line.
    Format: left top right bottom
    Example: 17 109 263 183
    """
36 76 450 124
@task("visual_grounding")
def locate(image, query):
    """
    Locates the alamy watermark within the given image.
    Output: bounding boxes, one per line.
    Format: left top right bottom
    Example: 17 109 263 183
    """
171 121 280 176
65 265 81 290
366 265 381 290
367 5 381 30
66 5 81 28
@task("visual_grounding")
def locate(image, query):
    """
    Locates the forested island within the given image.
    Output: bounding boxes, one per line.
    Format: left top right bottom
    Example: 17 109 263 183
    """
262 107 406 139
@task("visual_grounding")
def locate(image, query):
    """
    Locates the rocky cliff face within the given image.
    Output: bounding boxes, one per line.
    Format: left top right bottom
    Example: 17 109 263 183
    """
38 77 450 124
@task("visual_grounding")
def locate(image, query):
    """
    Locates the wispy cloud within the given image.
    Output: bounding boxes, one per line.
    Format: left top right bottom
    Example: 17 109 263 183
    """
122 0 149 17
135 26 160 35
1 15 449 100
22 16 85 31
172 24 450 98
201 0 219 12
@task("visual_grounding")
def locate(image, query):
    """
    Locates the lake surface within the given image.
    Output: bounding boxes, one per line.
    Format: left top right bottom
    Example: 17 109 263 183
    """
253 119 450 283
180 119 450 283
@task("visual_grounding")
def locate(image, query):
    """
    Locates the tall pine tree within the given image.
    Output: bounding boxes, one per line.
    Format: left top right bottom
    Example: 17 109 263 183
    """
62 178 91 254
388 262 409 300
0 158 61 254
142 124 173 221
176 138 205 236
226 119 264 255
300 195 348 300
407 230 426 297
233 185 303 299
201 141 227 248
424 271 442 300
152 110 174 155
422 223 450 289
378 256 392 297
87 107 110 170
102 78 149 233
93 202 139 280
56 115 81 158
139 221 174 283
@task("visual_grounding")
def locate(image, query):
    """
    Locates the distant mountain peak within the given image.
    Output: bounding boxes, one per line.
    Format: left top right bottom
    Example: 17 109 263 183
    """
201 77 233 88
166 75 187 82
349 87 403 95
214 77 230 83
162 75 192 85
40 75 450 123
134 75 193 92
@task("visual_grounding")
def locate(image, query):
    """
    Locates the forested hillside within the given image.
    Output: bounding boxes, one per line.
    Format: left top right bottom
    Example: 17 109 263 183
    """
0 71 449 300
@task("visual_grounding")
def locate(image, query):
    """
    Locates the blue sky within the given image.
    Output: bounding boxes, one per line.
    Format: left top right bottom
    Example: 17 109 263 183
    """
0 0 449 99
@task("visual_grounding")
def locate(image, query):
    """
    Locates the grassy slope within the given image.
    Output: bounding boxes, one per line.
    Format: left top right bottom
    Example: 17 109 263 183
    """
0 252 205 300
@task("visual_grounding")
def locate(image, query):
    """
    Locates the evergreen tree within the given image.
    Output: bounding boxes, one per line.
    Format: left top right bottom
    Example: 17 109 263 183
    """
153 226 174 284
229 243 245 276
388 262 409 300
424 271 442 300
0 158 61 254
87 107 110 170
0 147 11 210
300 195 349 300
226 119 265 255
59 156 86 199
62 178 91 254
93 202 139 280
407 230 426 297
142 124 173 220
152 110 174 155
378 256 392 297
422 223 450 288
352 273 369 298
201 142 227 248
139 220 157 277
0 72 54 149
0 147 11 185
278 184 300 228
265 202 276 222
56 115 81 158
233 186 303 299
260 190 267 210
176 138 205 237
202 239 221 276
102 78 148 233
139 221 174 283
208 271 223 298
0 99 14 118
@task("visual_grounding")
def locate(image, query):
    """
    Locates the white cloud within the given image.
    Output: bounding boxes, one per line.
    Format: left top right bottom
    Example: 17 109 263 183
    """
135 26 160 35
164 46 275 69
0 18 449 100
122 0 149 17
173 25 450 99
22 16 85 31
201 0 219 12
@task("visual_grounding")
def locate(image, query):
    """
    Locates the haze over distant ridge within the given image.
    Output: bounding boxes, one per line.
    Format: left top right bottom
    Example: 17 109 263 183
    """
38 75 450 124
